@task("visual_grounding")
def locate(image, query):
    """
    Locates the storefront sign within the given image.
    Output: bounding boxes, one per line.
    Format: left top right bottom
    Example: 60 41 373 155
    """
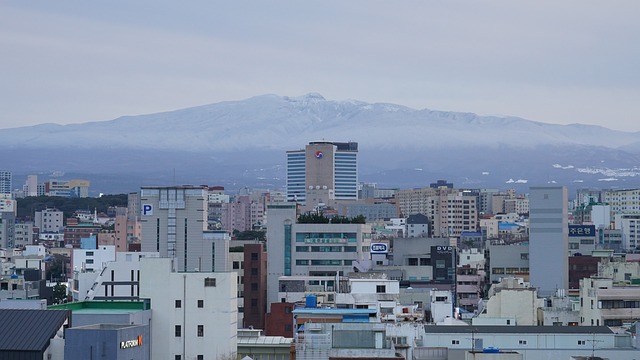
120 335 143 349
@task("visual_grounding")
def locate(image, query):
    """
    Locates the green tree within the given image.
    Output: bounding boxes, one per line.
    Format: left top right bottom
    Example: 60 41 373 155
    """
16 194 128 220
235 230 266 241
52 283 67 304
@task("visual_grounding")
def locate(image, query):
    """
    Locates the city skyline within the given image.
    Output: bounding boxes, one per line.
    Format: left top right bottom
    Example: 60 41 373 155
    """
1 1 639 132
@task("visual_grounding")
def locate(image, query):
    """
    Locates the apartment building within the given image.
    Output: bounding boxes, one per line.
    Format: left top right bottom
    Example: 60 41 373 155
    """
35 208 64 233
604 188 640 218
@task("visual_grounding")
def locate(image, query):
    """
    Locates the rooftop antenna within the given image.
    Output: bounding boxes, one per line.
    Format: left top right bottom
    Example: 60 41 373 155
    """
173 168 176 185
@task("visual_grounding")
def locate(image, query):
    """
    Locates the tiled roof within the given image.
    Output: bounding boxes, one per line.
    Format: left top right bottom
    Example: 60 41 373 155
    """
0 309 70 352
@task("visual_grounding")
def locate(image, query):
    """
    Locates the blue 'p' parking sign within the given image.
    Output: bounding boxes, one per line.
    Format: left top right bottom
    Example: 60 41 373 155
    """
142 204 153 216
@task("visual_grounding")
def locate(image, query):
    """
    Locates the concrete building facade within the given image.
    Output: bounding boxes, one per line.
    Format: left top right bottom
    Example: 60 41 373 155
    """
139 186 210 272
529 186 569 297
139 257 237 360
266 204 372 310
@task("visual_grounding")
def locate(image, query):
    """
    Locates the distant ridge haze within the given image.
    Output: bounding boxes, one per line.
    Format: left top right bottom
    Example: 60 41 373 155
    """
1 94 639 194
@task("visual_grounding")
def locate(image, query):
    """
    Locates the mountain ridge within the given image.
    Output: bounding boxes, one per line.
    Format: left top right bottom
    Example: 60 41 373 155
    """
1 93 638 151
1 93 638 194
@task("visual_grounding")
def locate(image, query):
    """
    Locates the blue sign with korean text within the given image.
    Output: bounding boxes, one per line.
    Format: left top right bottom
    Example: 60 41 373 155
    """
568 225 596 237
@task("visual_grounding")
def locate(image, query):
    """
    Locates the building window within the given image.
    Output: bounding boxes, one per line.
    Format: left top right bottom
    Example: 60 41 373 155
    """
197 356 203 360
251 252 258 260
251 298 258 307
390 337 407 345
175 300 181 308
520 253 528 260
198 299 204 308
451 340 459 344
519 340 527 345
284 324 292 331
376 285 386 293
204 277 216 287
175 325 181 337
197 325 204 337
175 356 181 360
578 340 586 345
251 268 258 275
251 283 258 291
233 261 240 269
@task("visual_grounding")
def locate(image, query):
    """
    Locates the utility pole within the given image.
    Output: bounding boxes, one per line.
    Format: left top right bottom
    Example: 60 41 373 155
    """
586 332 603 359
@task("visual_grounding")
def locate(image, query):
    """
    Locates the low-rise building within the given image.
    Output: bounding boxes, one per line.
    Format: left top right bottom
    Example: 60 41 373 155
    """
580 277 640 327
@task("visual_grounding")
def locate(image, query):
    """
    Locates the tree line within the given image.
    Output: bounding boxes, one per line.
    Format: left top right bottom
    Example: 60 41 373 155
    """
16 194 129 221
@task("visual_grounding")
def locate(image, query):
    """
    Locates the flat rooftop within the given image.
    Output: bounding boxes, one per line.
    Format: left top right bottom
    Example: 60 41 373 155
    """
423 325 613 334
49 300 151 313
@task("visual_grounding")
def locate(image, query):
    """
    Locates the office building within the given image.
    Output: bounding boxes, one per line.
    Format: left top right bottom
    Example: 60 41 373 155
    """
529 186 569 297
286 141 358 205
266 204 373 309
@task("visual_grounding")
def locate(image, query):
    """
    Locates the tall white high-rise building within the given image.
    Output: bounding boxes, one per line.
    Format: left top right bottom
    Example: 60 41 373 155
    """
286 141 358 204
0 170 11 195
529 186 569 297
24 175 39 197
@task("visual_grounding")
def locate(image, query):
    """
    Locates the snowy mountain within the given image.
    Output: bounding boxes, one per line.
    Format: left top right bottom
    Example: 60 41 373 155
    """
1 93 639 194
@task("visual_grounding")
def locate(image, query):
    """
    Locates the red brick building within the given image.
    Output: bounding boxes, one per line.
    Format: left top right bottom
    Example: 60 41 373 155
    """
265 302 294 337
243 243 267 329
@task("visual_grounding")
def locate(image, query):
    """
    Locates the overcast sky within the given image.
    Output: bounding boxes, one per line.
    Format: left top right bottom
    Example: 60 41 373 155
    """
1 1 639 131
